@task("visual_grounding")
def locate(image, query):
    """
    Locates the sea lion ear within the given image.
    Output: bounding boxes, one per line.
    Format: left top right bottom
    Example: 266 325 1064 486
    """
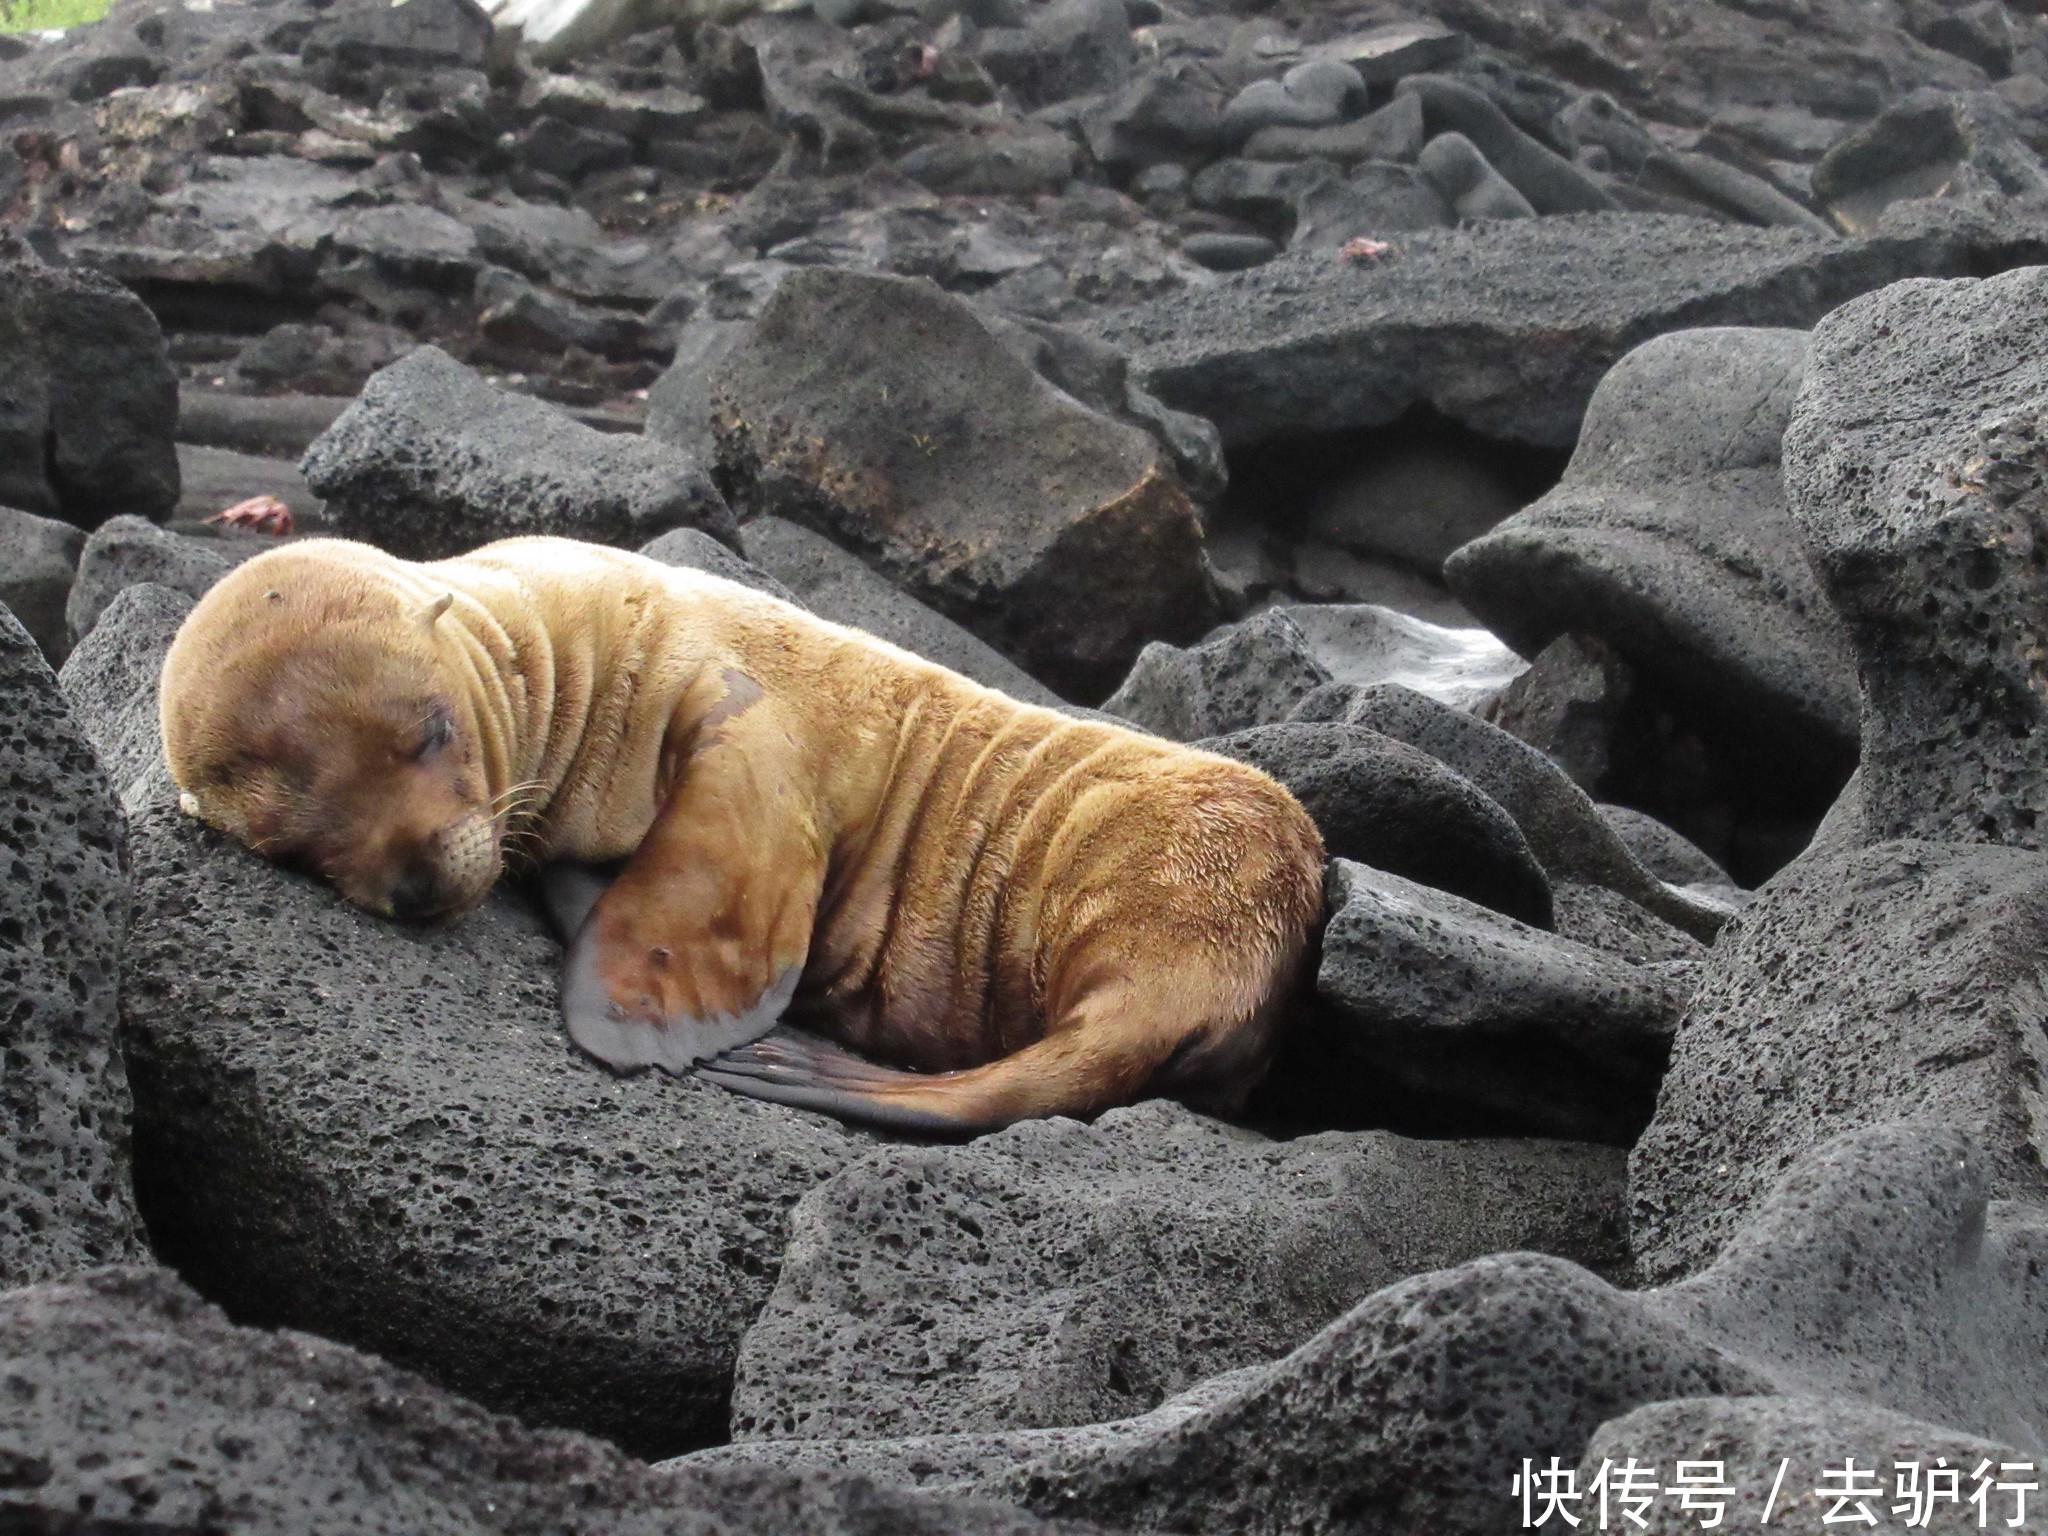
418 592 455 628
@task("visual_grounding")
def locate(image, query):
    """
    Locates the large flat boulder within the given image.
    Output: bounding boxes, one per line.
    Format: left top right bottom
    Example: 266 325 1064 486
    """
1445 326 1859 801
302 346 735 560
0 243 179 529
0 606 147 1285
0 1266 1102 1535
58 588 864 1459
1784 265 2048 852
1631 839 2048 1283
730 1101 1624 1443
682 1123 2048 1533
1086 208 2048 451
710 267 1218 700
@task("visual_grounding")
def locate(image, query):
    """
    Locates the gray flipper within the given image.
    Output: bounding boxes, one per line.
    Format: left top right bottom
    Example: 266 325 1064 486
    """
537 862 620 945
698 1027 980 1134
561 929 799 1075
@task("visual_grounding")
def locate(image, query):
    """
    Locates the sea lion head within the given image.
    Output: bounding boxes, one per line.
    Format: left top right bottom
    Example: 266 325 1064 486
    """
161 540 507 922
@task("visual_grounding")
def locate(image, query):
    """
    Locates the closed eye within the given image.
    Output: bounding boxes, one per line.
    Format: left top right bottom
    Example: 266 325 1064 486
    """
410 702 455 761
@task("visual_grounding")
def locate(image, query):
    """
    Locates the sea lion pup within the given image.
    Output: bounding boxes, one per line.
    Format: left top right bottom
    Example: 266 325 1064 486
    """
159 536 1326 1132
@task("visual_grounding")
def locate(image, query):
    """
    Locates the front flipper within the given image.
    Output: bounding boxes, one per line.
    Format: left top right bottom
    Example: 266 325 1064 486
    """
561 693 826 1076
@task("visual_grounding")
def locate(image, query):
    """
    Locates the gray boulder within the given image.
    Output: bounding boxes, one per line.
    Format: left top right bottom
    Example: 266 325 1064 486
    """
0 606 146 1285
1199 721 1553 927
1396 75 1615 215
1220 60 1364 149
1080 69 1225 180
1087 208 2048 452
1813 90 2048 233
711 268 1216 700
730 1101 1625 1442
1292 683 1730 941
56 583 194 813
643 317 753 466
1596 804 1733 889
0 1266 1100 1536
1301 434 1524 577
58 590 864 1458
684 1122 2048 1531
1417 132 1537 221
0 244 179 528
1289 161 1453 248
1632 839 2048 1283
1291 859 1689 1142
1247 95 1428 169
303 346 735 560
66 514 236 647
1785 265 2048 852
1102 609 1329 741
0 505 84 663
738 517 1066 708
1446 327 1860 802
1477 632 1636 794
640 524 798 604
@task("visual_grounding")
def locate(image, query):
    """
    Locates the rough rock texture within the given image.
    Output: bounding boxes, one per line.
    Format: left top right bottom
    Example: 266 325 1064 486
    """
740 516 1065 707
58 589 863 1459
710 267 1217 699
1785 265 2048 852
55 583 194 812
65 513 237 646
1583 1396 2037 1533
684 1123 2048 1531
0 1266 1103 1536
1549 881 1705 966
1292 682 1730 942
1281 859 1688 1143
0 244 179 528
1200 721 1553 927
1445 327 1859 799
1813 90 2048 233
1103 608 1329 740
303 345 735 560
0 505 84 663
730 1101 1626 1443
1089 208 2048 450
0 606 146 1285
1597 804 1733 889
1632 839 2048 1283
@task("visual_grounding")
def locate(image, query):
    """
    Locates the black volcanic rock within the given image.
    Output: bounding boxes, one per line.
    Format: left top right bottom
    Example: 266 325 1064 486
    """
1632 839 2048 1283
1087 208 2048 450
1446 326 1859 800
1785 264 2048 853
710 267 1217 700
0 606 147 1286
0 245 179 529
303 346 735 560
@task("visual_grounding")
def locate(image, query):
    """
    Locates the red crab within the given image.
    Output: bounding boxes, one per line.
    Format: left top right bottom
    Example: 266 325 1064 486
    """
205 496 294 536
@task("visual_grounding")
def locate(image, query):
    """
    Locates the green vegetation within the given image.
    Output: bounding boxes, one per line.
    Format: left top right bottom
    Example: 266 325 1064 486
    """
0 0 112 33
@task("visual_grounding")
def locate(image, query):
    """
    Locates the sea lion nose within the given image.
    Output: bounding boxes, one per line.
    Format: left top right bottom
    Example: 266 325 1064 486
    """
388 863 442 922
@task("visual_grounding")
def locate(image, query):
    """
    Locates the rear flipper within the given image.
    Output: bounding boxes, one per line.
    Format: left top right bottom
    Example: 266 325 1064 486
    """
699 1028 990 1135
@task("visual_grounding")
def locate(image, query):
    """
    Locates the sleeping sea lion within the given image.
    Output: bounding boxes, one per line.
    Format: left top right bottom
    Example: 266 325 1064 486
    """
158 535 1326 1132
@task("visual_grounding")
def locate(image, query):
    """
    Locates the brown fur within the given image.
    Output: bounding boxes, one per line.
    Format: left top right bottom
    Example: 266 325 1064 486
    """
160 536 1326 1130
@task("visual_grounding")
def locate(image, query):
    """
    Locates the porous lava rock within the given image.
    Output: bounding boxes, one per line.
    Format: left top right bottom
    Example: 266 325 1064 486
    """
729 1100 1625 1443
303 345 735 560
0 605 146 1285
1631 839 2048 1283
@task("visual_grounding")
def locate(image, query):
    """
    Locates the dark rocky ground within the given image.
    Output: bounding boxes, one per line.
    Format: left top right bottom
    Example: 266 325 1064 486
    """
3 0 2048 1529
